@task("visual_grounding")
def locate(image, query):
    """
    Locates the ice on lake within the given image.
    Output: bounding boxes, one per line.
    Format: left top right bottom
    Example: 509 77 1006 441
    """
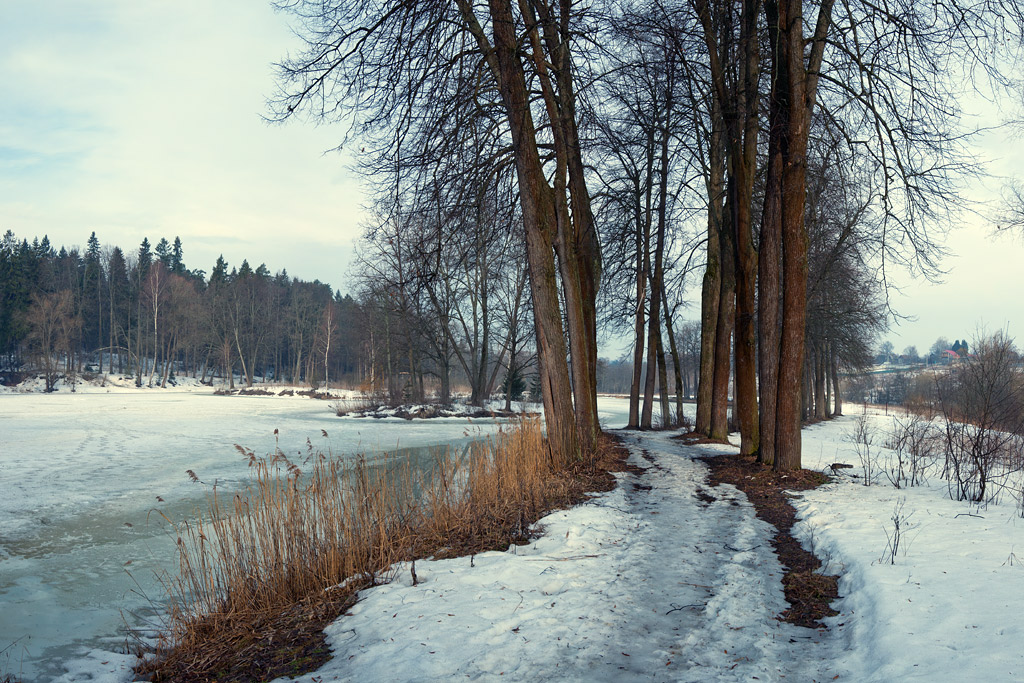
0 390 526 682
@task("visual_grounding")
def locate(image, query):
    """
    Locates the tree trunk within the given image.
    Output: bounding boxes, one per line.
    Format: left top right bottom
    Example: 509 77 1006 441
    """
234 328 249 389
108 287 115 374
772 0 812 471
731 165 759 454
662 284 684 427
484 0 579 460
147 293 159 388
728 0 761 457
627 189 649 429
710 194 736 441
551 6 602 451
656 329 670 429
757 28 782 465
696 112 725 437
761 0 833 470
441 333 452 405
642 126 670 431
823 341 833 418
801 356 812 421
552 111 599 452
814 342 827 420
830 342 843 416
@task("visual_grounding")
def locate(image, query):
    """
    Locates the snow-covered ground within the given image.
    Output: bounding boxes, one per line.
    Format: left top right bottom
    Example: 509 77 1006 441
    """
270 430 833 683
794 410 1024 681
7 394 1024 682
0 372 215 395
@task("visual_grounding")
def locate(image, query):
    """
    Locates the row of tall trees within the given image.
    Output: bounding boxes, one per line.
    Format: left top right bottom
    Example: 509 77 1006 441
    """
9 1 1016 473
353 168 535 408
267 0 1023 468
270 0 606 458
587 0 1023 469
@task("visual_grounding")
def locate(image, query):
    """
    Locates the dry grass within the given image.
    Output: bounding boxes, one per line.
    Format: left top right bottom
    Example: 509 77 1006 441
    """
137 420 623 682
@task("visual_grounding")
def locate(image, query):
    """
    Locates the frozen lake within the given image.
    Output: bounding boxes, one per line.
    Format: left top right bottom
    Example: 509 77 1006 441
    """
0 390 640 681
0 389 643 681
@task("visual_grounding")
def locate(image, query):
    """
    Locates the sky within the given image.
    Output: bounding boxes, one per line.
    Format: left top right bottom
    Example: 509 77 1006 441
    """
0 2 1021 357
882 120 1024 356
0 1 364 290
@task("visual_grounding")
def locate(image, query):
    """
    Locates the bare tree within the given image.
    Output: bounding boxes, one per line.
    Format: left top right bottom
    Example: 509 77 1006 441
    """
592 3 705 430
936 331 1024 503
26 290 79 392
756 0 1024 469
271 0 602 457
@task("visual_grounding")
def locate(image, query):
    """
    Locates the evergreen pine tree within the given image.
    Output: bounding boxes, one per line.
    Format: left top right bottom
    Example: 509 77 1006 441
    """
86 232 101 261
503 365 526 402
155 238 172 269
210 255 229 285
83 232 105 357
107 247 129 373
528 373 542 402
171 236 185 274
137 238 152 275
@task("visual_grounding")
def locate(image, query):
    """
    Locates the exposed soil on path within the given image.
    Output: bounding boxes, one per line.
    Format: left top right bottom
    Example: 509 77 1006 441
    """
692 444 841 629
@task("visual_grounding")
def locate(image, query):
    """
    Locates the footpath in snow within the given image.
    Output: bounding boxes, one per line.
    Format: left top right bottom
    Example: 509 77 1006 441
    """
271 431 838 682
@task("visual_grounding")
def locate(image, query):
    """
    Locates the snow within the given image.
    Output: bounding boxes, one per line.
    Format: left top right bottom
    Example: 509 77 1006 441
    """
0 372 212 394
338 401 539 419
6 394 1024 682
794 409 1024 681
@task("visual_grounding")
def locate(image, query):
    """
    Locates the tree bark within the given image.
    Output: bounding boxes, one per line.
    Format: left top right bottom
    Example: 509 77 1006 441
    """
710 191 736 441
757 3 783 466
814 341 827 420
628 184 649 429
534 0 601 452
642 106 672 430
696 115 725 437
727 0 761 457
763 0 834 471
662 283 685 427
657 329 670 428
484 0 580 460
830 343 843 416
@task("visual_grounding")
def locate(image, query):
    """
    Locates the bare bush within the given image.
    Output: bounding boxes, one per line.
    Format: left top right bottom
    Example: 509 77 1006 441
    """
883 414 941 488
848 414 878 486
141 418 614 679
935 332 1024 503
879 497 916 565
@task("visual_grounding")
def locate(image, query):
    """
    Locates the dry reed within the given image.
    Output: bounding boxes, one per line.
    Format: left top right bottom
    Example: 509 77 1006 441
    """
139 418 613 682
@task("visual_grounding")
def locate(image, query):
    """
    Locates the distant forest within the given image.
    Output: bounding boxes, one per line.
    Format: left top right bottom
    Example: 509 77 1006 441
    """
0 230 358 392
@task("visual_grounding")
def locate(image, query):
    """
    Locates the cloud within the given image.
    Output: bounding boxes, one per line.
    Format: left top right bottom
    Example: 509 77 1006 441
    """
0 0 365 289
